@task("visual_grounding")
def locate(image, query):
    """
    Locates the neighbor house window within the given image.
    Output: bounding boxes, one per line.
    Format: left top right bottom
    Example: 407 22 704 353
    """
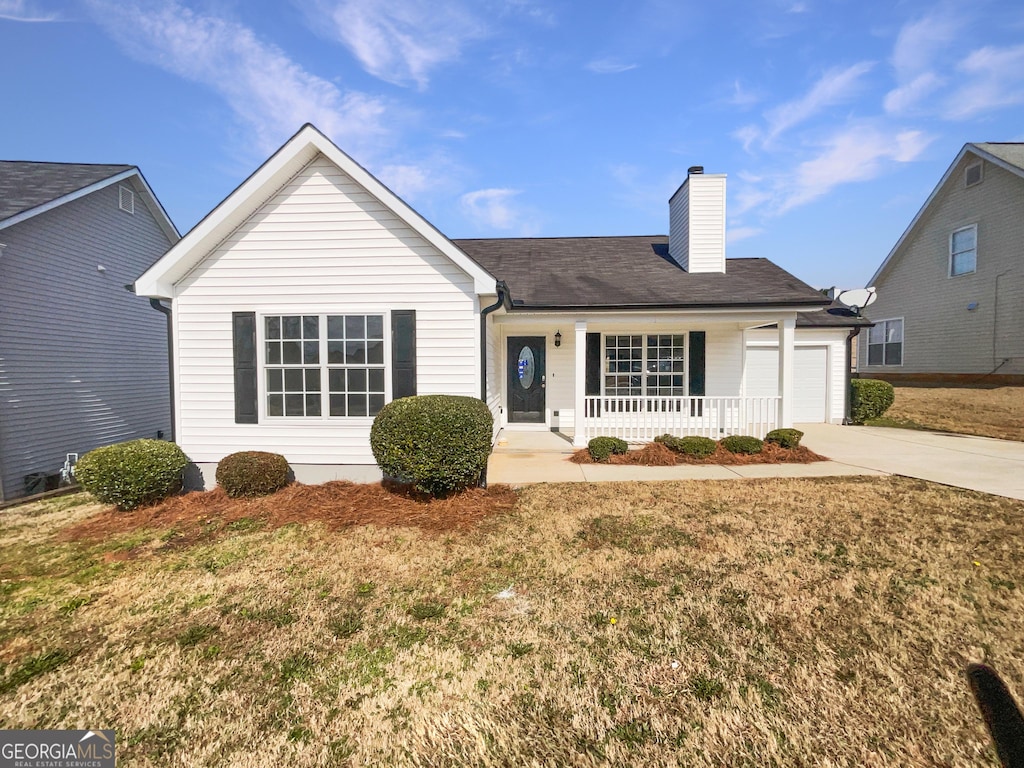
965 161 983 187
867 318 903 366
264 314 385 418
604 334 686 396
950 225 977 276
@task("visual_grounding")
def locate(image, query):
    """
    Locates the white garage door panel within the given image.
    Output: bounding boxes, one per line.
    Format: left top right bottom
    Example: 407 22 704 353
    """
744 345 828 422
793 346 827 422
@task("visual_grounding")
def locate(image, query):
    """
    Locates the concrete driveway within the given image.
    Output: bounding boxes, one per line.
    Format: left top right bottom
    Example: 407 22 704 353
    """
797 423 1024 501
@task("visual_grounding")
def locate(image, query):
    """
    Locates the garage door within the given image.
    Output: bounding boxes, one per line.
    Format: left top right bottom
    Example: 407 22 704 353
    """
744 345 829 423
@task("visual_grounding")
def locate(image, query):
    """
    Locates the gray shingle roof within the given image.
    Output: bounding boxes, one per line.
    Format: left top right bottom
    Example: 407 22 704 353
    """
973 142 1024 172
0 161 134 223
453 235 830 310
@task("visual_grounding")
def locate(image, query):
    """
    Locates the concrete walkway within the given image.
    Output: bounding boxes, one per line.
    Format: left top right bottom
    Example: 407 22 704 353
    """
487 428 884 486
487 425 1024 501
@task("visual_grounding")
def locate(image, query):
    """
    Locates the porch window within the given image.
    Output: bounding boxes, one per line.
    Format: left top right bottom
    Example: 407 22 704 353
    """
604 334 686 396
264 314 386 418
867 318 903 366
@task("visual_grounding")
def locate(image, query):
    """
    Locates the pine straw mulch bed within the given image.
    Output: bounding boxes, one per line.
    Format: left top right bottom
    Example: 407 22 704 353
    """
59 481 519 548
570 441 827 466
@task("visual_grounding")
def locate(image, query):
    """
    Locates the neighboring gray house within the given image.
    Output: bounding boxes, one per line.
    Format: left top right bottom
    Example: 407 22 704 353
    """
0 161 180 500
861 143 1024 382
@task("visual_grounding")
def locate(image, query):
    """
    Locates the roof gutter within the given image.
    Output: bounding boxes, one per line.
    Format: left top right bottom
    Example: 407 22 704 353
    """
147 298 176 442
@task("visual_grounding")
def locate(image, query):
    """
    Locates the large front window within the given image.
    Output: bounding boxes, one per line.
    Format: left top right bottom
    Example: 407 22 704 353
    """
265 314 385 418
604 334 686 396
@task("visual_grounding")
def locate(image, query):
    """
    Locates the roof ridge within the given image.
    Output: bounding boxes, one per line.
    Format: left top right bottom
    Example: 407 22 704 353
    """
453 234 668 241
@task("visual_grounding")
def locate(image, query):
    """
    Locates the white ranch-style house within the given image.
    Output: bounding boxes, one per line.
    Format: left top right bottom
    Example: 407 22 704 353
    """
136 125 865 486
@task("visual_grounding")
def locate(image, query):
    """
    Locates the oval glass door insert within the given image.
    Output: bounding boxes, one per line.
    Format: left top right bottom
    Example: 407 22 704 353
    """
517 346 535 388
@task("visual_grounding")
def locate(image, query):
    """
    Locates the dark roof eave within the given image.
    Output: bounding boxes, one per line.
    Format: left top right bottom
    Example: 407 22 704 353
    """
507 299 832 312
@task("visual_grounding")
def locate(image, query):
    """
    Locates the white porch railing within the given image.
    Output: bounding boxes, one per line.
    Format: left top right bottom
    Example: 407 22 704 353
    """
581 396 780 442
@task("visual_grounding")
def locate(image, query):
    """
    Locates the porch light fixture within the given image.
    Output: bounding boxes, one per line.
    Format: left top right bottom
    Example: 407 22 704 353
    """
554 331 562 347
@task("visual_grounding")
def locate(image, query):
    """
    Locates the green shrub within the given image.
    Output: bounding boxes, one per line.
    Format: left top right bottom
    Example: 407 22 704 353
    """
765 428 804 449
75 439 190 511
719 435 764 455
216 451 290 498
587 436 629 462
850 379 895 424
655 434 717 458
370 395 493 496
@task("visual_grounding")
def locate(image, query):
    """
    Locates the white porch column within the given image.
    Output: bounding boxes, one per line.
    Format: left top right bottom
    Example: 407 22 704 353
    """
777 315 796 428
573 320 588 447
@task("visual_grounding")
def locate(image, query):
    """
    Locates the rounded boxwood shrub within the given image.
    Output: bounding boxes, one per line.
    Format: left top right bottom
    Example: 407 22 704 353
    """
765 428 804 449
216 451 290 498
587 436 629 462
75 439 190 511
850 378 895 424
656 434 717 458
719 435 764 455
370 395 493 496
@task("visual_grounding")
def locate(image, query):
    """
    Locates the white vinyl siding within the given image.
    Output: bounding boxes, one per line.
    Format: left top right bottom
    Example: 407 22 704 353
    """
173 154 479 465
668 174 726 274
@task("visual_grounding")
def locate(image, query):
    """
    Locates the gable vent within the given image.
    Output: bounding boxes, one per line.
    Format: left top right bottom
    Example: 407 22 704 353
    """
965 161 983 188
118 185 135 214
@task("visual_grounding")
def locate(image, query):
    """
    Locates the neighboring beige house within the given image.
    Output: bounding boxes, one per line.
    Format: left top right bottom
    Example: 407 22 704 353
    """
135 125 864 487
860 143 1024 383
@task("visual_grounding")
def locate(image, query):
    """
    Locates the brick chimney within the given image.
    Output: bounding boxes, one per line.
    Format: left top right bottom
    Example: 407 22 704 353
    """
668 166 726 273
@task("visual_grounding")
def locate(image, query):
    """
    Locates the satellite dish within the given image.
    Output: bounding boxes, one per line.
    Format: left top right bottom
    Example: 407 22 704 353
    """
836 287 877 315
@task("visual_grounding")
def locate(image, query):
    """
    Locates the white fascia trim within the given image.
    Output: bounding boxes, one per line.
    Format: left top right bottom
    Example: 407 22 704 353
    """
135 124 497 299
0 169 137 233
868 143 1024 287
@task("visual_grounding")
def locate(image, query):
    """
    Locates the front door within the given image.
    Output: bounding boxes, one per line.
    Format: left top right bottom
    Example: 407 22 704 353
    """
507 336 546 423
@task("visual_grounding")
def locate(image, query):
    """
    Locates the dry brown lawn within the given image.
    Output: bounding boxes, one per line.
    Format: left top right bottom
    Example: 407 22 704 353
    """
2 479 1023 766
881 386 1024 442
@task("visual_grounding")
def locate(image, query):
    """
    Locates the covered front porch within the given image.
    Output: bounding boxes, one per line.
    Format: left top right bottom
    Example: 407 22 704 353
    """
489 310 800 448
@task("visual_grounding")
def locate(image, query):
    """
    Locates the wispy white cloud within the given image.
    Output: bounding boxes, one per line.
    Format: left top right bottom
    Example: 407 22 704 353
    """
0 0 59 21
300 0 488 90
586 58 637 74
731 124 931 219
726 225 764 244
777 125 930 213
884 72 943 114
86 0 391 156
727 80 761 109
762 61 874 143
945 43 1024 119
883 12 955 114
460 188 535 232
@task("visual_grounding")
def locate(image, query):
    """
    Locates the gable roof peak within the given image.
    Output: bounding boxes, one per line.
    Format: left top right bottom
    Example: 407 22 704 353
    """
134 124 496 299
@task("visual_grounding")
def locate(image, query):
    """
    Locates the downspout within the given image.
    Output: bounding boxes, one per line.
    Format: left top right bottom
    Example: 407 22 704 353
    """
480 281 510 401
843 326 862 425
478 281 510 489
148 298 176 442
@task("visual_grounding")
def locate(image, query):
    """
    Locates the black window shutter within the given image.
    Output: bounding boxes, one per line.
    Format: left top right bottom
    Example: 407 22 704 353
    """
391 310 417 399
688 331 706 396
585 332 601 396
232 312 258 424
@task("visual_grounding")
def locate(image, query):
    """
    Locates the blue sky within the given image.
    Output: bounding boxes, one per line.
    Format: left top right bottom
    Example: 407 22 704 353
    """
3 0 1024 289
